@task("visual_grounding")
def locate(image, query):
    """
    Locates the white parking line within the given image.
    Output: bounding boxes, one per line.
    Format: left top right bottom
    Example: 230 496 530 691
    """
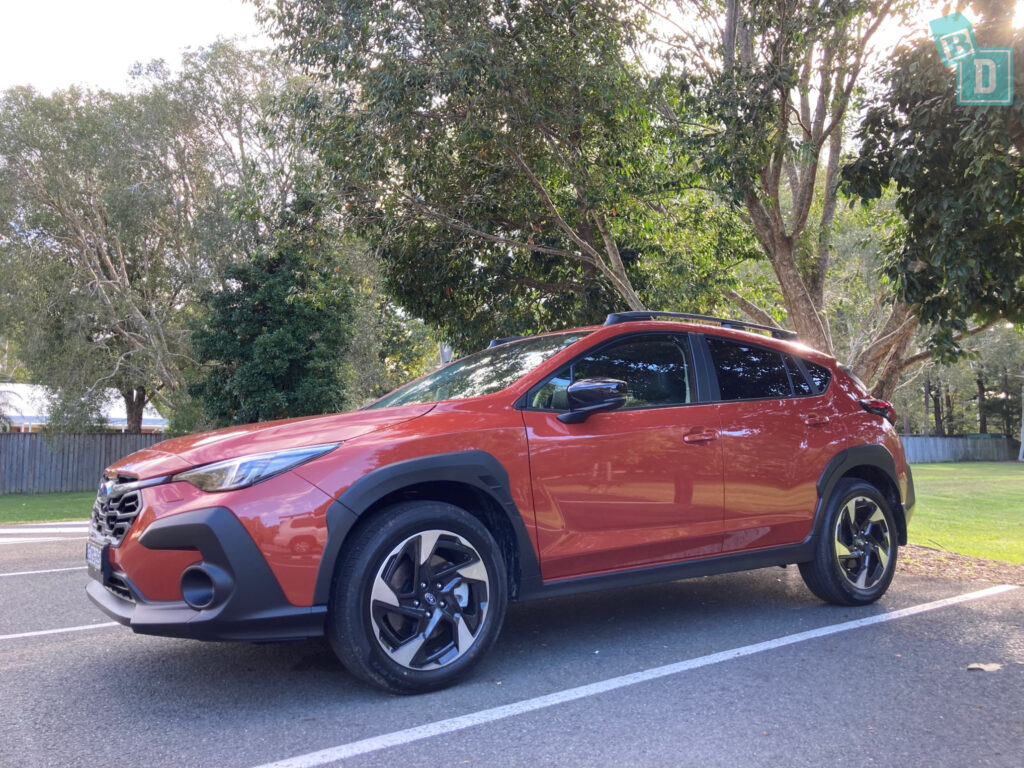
0 527 89 535
0 519 90 526
0 622 119 642
252 584 1019 768
0 566 88 578
0 537 70 545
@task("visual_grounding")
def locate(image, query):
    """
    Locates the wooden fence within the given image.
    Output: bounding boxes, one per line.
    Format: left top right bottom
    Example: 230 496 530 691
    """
901 435 1016 464
0 433 163 494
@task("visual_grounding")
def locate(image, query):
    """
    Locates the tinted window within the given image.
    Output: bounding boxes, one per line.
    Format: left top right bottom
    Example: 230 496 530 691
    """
530 336 692 410
804 360 832 393
707 338 793 401
369 331 591 408
785 355 813 396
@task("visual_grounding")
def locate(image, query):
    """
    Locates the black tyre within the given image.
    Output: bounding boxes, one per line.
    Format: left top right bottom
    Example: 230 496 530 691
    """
328 501 508 694
799 479 898 606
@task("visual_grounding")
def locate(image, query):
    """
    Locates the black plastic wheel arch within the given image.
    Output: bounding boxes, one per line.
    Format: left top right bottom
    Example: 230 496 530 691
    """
812 445 911 546
311 450 543 605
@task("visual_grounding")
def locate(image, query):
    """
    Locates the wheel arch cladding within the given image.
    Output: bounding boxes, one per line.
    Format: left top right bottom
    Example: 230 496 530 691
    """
816 446 908 546
312 451 540 605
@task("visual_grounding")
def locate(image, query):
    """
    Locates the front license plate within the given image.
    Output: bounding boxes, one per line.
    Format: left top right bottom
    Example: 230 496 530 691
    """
86 540 105 577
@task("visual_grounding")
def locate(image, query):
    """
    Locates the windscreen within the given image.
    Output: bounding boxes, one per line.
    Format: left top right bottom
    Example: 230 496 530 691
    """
367 331 592 408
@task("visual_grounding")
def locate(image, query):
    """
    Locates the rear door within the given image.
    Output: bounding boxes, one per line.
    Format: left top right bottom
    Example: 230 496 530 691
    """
697 335 846 552
521 333 724 580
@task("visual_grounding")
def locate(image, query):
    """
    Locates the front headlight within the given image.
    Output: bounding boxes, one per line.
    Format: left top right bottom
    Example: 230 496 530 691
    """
172 443 340 492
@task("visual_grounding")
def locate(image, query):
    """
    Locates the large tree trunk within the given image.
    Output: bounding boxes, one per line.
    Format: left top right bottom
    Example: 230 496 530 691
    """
931 383 945 437
120 387 148 434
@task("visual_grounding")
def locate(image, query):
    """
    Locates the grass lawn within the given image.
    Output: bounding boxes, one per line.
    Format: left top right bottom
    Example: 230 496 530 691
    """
0 492 94 525
909 462 1024 564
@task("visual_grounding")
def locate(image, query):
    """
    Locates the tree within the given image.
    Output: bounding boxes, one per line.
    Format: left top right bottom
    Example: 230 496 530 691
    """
258 0 745 349
887 324 1024 439
842 2 1023 358
189 191 356 426
0 85 219 430
659 0 943 396
0 387 13 431
341 241 440 404
0 43 316 431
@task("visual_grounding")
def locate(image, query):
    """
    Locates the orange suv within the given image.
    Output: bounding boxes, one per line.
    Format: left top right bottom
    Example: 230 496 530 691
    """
87 312 914 693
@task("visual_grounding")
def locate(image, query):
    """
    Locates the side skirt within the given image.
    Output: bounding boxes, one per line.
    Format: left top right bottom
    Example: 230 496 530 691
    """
516 540 817 603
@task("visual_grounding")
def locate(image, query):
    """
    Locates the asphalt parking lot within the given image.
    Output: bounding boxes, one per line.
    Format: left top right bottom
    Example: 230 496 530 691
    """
1 522 1022 768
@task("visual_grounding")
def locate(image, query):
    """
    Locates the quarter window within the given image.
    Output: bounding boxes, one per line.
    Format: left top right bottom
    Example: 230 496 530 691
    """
785 355 813 396
803 360 832 393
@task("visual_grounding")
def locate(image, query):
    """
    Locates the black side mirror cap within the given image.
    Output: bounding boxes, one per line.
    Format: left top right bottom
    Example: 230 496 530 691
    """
557 378 628 423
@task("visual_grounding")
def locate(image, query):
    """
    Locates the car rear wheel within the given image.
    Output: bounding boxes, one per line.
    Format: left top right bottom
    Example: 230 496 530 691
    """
328 500 507 694
799 479 898 606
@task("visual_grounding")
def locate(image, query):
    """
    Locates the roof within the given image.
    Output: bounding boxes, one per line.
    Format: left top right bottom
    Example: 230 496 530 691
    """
0 383 168 431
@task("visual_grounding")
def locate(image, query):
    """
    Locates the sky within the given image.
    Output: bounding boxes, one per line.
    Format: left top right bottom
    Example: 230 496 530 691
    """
0 0 268 93
0 1 1021 95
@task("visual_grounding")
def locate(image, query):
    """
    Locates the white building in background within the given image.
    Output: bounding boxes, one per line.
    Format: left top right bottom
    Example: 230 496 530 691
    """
0 383 167 433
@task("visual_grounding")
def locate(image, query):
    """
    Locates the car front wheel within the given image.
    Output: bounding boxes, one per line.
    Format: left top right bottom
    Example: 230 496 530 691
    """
799 479 898 606
328 500 508 694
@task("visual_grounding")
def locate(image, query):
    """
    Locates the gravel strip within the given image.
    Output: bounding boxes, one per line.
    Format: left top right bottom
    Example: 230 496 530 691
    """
899 544 1024 586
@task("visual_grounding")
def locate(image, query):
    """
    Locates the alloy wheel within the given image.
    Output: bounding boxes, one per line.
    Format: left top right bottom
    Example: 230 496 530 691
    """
369 529 490 670
832 495 893 590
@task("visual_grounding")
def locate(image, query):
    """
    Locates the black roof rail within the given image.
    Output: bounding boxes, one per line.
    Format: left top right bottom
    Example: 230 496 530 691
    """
487 335 526 348
604 311 798 341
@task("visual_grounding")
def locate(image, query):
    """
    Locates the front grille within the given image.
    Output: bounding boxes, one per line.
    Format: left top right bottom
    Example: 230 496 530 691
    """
90 486 143 546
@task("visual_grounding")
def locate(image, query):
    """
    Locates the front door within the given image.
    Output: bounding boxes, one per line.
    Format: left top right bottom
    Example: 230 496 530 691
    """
521 334 724 580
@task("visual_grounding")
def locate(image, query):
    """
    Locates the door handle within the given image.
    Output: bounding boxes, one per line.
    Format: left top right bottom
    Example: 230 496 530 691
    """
804 414 830 426
683 428 719 443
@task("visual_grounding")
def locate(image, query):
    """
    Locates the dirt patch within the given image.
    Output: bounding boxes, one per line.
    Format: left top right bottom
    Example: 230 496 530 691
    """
899 544 1024 586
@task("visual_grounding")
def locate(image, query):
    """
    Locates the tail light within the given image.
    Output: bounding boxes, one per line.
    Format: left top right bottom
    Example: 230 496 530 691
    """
859 398 897 425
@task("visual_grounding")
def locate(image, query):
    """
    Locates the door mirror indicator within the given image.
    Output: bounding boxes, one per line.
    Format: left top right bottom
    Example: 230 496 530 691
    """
557 378 628 423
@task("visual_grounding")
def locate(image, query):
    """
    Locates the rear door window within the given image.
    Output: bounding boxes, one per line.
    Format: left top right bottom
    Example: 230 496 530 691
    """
706 337 793 401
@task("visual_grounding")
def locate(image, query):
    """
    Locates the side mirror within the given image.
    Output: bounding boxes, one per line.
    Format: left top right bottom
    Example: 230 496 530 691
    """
557 378 627 424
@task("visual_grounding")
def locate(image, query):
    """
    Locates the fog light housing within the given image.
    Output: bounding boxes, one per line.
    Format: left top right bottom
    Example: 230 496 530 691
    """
180 564 231 610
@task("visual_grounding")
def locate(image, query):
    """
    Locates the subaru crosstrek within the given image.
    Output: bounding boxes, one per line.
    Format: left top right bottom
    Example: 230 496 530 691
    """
86 311 914 693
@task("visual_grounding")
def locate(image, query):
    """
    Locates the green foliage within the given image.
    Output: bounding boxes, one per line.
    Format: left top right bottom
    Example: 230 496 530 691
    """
334 242 439 405
0 84 208 429
0 389 12 432
259 0 742 345
0 42 319 432
664 1 928 392
189 193 356 425
891 325 1024 438
843 10 1024 357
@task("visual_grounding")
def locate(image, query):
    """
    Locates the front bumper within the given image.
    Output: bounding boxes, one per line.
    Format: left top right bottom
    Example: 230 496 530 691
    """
86 506 326 642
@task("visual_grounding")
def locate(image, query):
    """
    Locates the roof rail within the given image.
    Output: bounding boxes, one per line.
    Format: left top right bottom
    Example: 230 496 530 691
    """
604 311 798 341
487 335 526 348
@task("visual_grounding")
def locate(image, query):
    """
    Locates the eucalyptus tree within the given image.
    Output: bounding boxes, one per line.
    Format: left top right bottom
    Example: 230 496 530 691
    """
0 84 215 429
655 0 933 396
0 43 315 431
